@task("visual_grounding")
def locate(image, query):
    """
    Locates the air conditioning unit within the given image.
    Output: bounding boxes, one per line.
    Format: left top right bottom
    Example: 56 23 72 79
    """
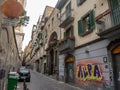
96 20 105 33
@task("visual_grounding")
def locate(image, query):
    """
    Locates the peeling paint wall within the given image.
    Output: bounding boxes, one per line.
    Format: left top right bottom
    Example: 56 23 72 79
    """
0 25 20 90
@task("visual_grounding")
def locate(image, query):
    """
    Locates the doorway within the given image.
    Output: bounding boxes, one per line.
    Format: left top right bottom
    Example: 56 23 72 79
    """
50 49 54 75
65 55 75 83
112 45 120 90
66 62 74 83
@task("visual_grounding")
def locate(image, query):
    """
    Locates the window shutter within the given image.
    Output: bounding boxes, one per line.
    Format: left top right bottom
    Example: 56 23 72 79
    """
71 25 74 36
64 31 66 39
89 10 95 30
78 19 83 36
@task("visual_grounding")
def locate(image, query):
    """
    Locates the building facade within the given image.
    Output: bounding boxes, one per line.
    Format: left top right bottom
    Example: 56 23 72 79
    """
0 0 25 89
57 0 120 90
23 40 32 67
15 0 26 59
0 18 21 90
44 7 60 79
27 0 120 90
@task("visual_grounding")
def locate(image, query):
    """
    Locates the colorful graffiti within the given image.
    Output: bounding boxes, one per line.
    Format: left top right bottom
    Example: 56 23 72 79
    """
75 60 104 81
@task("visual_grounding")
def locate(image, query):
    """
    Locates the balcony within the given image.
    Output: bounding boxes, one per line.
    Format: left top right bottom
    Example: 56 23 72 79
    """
56 0 68 10
59 37 75 54
96 7 120 38
59 9 74 28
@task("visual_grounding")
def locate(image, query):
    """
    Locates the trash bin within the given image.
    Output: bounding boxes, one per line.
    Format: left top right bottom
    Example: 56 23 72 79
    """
7 75 19 90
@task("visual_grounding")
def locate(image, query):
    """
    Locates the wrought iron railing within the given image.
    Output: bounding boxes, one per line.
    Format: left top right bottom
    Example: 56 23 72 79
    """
96 13 112 33
60 9 74 24
96 6 120 33
112 6 120 25
59 37 75 52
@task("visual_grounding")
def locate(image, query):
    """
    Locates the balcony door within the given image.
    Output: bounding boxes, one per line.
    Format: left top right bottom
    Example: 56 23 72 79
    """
66 2 71 17
109 0 120 25
64 26 74 39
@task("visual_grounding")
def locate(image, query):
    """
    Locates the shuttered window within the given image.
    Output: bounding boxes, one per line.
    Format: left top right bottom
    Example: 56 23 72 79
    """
64 31 66 39
89 10 95 30
78 10 95 36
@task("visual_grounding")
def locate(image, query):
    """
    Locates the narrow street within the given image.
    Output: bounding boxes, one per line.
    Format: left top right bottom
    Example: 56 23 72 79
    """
17 70 83 90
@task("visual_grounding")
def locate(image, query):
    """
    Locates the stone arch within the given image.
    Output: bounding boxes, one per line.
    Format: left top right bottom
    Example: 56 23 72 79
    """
107 39 120 90
47 31 59 76
48 31 58 45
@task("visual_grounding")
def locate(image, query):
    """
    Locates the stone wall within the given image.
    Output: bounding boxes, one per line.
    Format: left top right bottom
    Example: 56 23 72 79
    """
0 25 21 90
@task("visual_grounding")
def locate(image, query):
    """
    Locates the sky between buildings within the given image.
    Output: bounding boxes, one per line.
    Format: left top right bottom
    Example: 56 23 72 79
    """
22 0 58 51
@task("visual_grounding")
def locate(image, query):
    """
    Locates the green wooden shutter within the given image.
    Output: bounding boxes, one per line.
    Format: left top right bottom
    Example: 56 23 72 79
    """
89 10 95 30
78 19 83 36
71 25 74 36
64 31 66 38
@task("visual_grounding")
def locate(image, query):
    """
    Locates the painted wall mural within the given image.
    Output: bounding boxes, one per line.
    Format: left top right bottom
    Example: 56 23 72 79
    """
75 60 104 82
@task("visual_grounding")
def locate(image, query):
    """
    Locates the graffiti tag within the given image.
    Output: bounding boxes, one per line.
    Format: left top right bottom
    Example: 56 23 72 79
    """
76 64 103 81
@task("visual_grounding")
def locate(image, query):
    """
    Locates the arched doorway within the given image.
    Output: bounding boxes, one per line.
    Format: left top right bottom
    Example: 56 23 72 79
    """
112 45 120 90
65 55 75 83
47 32 59 76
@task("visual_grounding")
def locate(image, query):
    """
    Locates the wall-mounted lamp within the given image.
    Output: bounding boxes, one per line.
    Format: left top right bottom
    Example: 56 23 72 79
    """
85 46 89 53
85 49 89 53
103 57 107 63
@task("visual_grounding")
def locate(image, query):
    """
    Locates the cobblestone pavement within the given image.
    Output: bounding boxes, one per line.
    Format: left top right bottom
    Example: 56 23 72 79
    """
17 70 84 90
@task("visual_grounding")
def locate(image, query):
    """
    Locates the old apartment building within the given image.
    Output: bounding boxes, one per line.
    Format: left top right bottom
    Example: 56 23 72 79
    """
26 0 120 90
0 0 26 89
15 0 26 59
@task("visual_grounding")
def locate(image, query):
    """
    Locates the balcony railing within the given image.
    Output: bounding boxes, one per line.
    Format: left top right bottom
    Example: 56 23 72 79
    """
59 37 75 54
96 6 120 37
59 9 74 28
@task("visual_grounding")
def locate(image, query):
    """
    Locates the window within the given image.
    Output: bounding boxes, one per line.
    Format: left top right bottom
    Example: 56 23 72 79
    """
38 33 43 40
57 13 60 18
64 26 74 39
78 10 95 36
48 24 50 27
66 2 71 17
52 17 54 25
45 17 48 23
76 0 85 6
